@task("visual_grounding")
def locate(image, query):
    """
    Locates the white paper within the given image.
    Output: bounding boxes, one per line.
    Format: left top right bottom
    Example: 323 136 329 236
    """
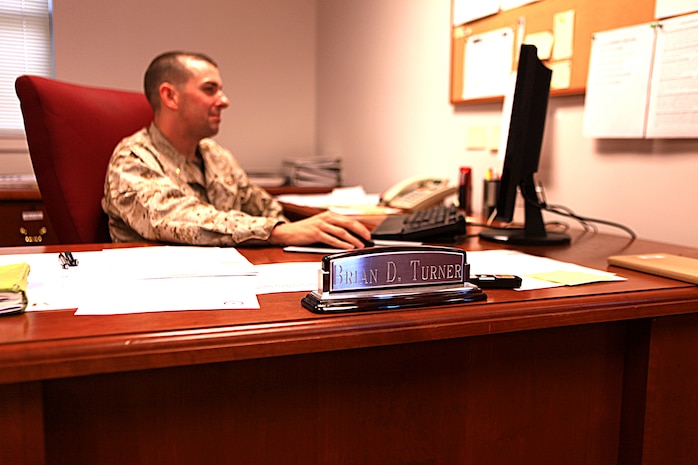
283 239 424 256
646 13 698 137
655 0 698 19
74 276 260 315
0 251 102 311
253 261 321 294
500 0 542 11
585 12 698 139
98 245 256 278
468 250 624 291
462 27 515 100
0 247 261 314
452 0 499 26
583 24 656 138
276 185 369 208
1 247 624 314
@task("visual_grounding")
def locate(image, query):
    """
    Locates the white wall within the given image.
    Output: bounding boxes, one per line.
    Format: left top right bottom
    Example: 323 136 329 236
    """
52 0 318 173
317 0 698 248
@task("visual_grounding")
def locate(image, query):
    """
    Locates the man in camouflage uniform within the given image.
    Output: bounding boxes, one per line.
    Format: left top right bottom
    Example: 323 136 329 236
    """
102 51 370 248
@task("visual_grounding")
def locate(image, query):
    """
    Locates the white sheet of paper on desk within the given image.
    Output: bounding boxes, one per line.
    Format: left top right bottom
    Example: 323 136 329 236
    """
276 186 396 214
467 250 624 290
276 186 400 215
74 275 260 315
0 247 260 313
283 240 424 255
276 186 371 207
98 246 256 278
0 251 105 311
75 247 260 314
253 261 321 294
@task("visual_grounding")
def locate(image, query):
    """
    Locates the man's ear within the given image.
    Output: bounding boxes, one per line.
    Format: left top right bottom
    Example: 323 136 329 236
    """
159 83 179 111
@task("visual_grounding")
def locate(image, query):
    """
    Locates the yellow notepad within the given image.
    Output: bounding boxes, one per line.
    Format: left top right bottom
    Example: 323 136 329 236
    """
608 253 698 284
0 262 31 315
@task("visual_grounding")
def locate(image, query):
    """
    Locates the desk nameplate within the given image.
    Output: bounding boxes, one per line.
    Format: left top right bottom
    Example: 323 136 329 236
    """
303 246 486 313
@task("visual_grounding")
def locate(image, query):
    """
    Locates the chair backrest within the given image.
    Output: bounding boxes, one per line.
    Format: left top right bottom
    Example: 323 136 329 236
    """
15 75 153 244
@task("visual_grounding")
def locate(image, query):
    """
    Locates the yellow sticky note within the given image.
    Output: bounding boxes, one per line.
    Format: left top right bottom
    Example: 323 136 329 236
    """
466 125 488 150
528 270 616 286
525 31 554 60
549 60 571 90
552 9 575 61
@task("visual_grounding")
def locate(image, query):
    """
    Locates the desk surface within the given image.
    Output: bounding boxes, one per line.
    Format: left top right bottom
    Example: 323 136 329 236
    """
2 229 698 385
3 231 698 465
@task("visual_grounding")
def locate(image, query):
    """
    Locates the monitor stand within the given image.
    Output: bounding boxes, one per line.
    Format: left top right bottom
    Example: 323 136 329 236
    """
479 186 571 246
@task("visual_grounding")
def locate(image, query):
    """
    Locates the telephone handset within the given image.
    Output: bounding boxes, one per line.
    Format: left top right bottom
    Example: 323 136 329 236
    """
379 176 457 211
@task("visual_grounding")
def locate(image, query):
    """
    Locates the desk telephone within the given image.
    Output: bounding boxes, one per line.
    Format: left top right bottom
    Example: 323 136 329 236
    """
380 177 457 211
372 177 465 242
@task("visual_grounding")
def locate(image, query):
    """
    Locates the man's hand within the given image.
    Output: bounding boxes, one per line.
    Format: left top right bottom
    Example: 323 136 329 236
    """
269 211 372 249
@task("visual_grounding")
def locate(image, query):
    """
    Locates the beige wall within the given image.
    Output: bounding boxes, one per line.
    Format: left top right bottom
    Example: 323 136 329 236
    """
7 0 698 247
53 0 318 173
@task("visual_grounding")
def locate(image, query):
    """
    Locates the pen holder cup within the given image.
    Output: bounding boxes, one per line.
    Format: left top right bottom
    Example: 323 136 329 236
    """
482 179 500 219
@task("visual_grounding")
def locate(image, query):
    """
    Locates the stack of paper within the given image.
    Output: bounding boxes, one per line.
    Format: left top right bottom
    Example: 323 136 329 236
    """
283 157 342 187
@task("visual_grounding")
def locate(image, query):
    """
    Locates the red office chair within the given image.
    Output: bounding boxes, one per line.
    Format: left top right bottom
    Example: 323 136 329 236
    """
15 75 153 244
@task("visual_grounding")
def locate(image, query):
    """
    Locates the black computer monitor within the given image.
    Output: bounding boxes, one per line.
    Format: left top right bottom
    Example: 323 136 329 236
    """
479 44 571 246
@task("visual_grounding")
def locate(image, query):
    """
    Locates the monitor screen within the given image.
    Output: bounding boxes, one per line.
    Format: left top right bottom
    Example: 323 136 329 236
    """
479 44 570 245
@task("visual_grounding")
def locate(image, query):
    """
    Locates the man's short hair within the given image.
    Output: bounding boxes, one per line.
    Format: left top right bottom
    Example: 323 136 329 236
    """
143 51 218 111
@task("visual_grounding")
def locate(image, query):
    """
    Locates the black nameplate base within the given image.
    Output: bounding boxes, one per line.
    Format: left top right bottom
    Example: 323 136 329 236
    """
302 246 486 314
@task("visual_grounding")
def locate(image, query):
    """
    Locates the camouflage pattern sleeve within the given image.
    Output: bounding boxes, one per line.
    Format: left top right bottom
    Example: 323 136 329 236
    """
102 125 288 246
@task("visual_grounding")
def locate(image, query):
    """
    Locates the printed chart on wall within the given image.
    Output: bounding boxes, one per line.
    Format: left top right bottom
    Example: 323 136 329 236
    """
584 11 698 138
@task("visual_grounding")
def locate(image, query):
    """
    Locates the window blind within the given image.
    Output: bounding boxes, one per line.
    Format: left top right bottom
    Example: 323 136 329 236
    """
0 0 53 136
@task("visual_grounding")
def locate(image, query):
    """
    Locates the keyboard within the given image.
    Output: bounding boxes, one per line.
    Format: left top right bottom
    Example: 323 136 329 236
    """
371 205 466 242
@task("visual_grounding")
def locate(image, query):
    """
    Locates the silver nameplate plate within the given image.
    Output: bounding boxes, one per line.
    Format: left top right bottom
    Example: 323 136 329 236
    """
321 246 467 293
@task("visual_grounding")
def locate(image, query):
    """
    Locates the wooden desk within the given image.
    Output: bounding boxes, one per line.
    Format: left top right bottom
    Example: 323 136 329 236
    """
1 233 698 465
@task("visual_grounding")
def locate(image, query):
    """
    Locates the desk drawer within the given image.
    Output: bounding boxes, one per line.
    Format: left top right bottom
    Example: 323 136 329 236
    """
0 200 57 246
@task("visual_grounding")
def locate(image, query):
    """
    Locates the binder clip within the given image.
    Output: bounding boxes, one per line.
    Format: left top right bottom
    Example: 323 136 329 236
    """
59 250 79 269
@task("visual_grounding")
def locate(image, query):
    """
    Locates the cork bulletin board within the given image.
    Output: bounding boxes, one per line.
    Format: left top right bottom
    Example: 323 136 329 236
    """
450 0 656 104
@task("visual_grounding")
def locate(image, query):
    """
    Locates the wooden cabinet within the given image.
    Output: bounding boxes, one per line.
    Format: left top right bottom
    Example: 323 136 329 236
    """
0 188 57 246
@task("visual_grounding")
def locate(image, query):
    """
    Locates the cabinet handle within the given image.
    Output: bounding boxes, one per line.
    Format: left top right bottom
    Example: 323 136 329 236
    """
19 226 47 243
